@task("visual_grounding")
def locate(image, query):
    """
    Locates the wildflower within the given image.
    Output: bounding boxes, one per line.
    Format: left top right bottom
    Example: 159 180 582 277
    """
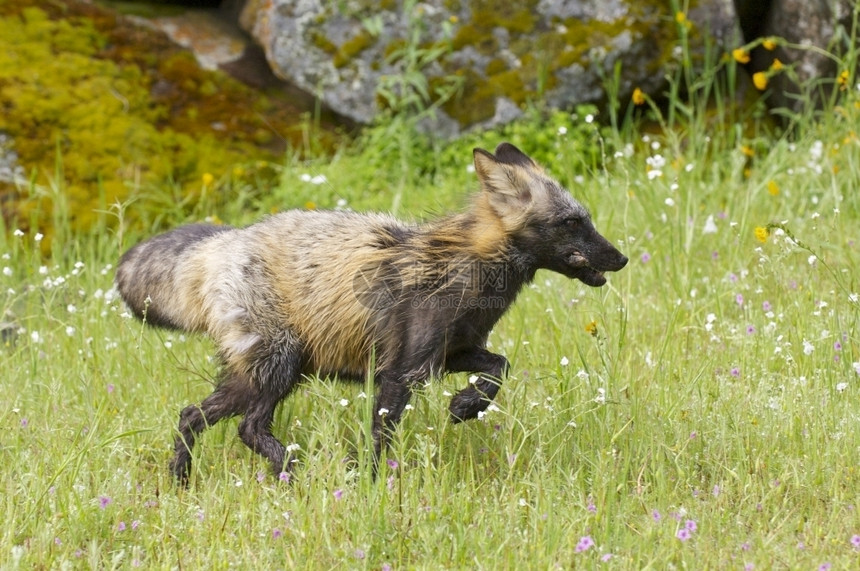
731 367 740 377
685 519 698 532
733 48 750 64
702 215 718 234
601 553 613 562
752 72 768 91
575 536 595 552
851 534 860 549
378 408 390 416
762 300 772 311
339 398 349 407
107 384 115 394
836 382 848 393
34 232 44 242
131 520 140 531
278 471 290 483
118 521 126 531
13 229 24 237
2 267 10 276
558 126 568 136
754 226 769 243
740 144 755 157
632 87 645 106
201 172 214 186
354 549 365 560
560 356 569 366
652 509 662 522
272 528 282 539
333 489 343 500
585 321 598 336
762 37 777 50
387 459 399 470
99 496 112 509
746 325 756 335
640 252 651 263
735 294 744 306
803 339 814 355
770 58 783 71
818 563 832 571
837 70 850 90
767 180 779 195
676 528 692 541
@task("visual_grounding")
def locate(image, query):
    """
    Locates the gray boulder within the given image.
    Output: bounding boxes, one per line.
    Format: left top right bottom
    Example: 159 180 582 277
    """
240 0 739 134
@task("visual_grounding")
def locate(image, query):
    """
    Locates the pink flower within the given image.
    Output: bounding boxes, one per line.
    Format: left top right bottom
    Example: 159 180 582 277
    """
676 528 691 541
576 535 595 552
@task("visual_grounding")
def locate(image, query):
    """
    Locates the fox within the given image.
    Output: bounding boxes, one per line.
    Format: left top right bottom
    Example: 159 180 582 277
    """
115 143 628 482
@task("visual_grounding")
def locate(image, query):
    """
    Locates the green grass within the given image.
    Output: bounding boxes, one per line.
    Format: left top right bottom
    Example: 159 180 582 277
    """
3 31 860 571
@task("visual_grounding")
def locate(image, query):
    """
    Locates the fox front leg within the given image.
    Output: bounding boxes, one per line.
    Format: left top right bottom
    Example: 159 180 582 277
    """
446 348 510 422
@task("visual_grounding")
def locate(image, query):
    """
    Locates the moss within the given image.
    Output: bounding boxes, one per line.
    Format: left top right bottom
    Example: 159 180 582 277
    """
0 0 344 245
334 29 376 69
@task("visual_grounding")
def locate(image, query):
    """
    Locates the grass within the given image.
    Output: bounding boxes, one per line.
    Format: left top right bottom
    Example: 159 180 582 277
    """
3 25 860 571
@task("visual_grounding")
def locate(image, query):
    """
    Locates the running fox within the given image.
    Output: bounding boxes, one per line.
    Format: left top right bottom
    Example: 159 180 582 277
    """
115 143 628 481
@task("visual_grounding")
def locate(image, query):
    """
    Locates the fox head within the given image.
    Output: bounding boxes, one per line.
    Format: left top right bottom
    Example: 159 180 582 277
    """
473 142 628 287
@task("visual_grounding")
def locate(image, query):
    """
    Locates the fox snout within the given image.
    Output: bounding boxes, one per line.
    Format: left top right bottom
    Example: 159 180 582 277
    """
567 242 627 287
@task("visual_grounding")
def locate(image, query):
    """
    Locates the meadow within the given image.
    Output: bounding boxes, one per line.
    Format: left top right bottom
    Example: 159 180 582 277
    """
2 32 860 570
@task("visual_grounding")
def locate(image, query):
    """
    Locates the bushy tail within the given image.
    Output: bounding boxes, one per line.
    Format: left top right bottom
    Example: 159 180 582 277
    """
115 224 232 330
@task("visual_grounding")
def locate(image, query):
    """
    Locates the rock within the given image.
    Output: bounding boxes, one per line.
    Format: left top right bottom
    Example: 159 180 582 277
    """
241 0 740 134
736 0 858 112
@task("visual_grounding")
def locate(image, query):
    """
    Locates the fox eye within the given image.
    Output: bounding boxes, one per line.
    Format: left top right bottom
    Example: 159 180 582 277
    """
563 217 580 228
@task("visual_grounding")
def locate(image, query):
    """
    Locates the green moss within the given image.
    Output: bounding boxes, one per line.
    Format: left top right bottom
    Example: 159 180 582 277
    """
0 0 343 245
333 29 376 68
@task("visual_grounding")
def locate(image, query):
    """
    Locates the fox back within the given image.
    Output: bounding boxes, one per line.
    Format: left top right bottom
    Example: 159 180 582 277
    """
115 143 627 481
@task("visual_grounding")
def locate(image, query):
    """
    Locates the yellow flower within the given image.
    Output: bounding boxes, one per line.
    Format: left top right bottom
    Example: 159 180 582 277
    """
304 201 317 210
201 172 214 186
674 11 692 30
740 145 755 157
754 226 769 243
752 72 768 91
767 180 779 196
732 48 750 64
770 58 783 71
762 37 778 51
632 87 645 106
449 15 459 23
837 69 850 90
585 320 598 337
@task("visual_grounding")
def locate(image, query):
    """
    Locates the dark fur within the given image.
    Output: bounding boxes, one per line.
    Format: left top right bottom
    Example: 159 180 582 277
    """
115 143 627 482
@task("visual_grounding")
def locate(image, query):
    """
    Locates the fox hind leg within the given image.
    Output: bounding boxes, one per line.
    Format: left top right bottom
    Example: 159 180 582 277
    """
171 371 251 483
237 342 303 476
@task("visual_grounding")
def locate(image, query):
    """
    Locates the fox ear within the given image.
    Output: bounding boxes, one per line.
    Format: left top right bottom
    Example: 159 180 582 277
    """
493 142 536 168
473 147 532 211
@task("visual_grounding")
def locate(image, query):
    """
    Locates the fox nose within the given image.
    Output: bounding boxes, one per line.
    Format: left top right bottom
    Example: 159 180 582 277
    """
616 254 629 270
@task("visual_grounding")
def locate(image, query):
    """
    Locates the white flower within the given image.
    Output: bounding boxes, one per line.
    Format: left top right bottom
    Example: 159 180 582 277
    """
802 339 814 355
65 326 76 336
584 114 594 124
67 304 77 313
34 233 43 242
702 215 718 234
30 331 42 343
835 382 848 393
286 443 301 452
594 387 606 404
13 229 24 237
468 375 479 384
853 362 860 375
560 356 569 367
377 408 390 416
807 255 817 266
2 267 10 277
664 197 675 206
476 410 486 420
557 126 568 135
339 398 349 407
310 175 327 185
